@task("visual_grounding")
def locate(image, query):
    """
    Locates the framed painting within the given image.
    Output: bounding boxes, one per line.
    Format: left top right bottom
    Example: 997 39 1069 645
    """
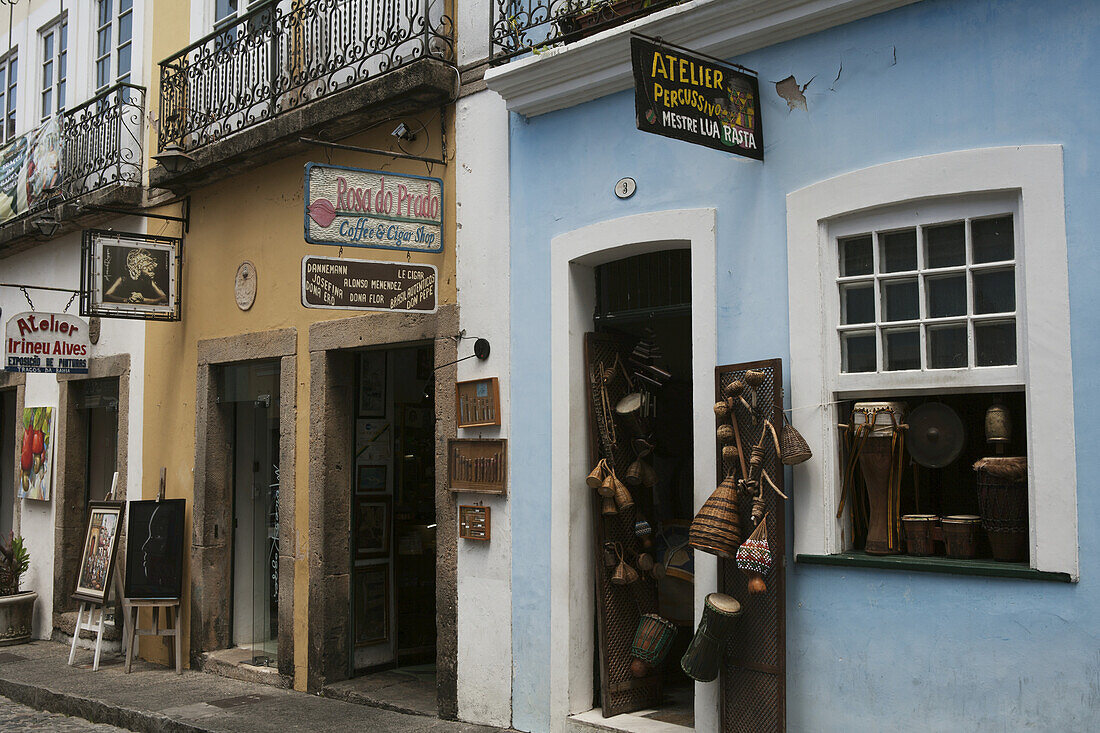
356 464 387 494
73 501 126 604
355 497 391 559
358 350 386 417
124 499 186 599
353 564 389 647
17 406 56 501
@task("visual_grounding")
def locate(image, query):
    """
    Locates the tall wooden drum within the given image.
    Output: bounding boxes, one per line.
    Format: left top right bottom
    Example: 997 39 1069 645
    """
852 402 906 555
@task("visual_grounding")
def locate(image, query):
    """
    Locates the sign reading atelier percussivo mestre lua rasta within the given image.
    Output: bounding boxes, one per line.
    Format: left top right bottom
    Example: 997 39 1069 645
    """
304 163 443 252
631 36 763 161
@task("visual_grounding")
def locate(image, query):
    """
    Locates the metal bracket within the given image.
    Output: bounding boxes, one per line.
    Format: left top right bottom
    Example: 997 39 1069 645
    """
82 196 190 234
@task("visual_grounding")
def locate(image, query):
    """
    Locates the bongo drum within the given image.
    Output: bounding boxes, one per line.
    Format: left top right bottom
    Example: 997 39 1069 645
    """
941 515 982 559
680 593 742 682
629 614 677 677
615 392 648 439
901 514 939 556
852 401 906 555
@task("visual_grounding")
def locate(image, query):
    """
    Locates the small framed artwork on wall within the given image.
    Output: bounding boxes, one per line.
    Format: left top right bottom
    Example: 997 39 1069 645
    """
456 377 501 428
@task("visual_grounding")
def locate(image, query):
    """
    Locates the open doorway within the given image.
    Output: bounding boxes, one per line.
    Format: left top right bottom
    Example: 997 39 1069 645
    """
0 389 14 537
225 360 281 668
346 344 436 712
589 249 695 726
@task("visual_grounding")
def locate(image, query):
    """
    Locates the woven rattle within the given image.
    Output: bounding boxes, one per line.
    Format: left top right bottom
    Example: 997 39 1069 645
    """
735 513 773 594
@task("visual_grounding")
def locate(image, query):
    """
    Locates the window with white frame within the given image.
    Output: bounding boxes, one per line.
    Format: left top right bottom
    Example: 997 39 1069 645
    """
832 196 1020 380
95 0 132 93
786 146 1078 579
40 16 67 120
0 52 17 143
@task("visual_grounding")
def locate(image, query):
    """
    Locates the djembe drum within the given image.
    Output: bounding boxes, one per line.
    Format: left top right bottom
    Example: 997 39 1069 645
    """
680 593 742 682
852 402 906 555
629 614 677 677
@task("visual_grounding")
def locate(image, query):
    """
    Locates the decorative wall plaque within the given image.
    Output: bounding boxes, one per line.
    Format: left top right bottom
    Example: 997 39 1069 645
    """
234 261 257 311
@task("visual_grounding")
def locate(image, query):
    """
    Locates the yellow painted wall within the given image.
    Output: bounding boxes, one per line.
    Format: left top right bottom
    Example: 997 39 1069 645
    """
140 1 457 688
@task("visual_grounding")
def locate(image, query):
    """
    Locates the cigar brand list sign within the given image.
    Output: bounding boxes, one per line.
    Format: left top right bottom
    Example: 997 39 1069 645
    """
304 163 443 252
301 256 438 313
631 36 763 161
5 312 90 373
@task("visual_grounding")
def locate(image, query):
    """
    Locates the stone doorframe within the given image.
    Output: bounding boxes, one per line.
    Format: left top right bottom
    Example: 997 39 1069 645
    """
192 329 297 677
54 354 131 617
0 371 26 536
306 305 459 719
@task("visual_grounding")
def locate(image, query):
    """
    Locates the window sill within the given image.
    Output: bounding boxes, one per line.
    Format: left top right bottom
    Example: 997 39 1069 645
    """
795 551 1072 583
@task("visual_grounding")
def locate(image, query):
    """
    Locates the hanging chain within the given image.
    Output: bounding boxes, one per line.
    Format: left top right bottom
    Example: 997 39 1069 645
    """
63 290 77 313
20 287 34 311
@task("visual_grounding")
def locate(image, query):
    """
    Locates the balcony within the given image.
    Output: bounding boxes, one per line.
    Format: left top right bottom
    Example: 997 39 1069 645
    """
0 83 146 256
153 0 455 192
489 0 683 63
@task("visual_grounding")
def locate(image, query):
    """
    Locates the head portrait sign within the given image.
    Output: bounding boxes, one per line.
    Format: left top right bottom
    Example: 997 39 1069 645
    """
81 229 182 321
631 35 763 161
304 163 443 253
124 499 186 599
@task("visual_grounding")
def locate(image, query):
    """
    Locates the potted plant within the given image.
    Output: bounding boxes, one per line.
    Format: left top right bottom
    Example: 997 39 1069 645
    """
557 0 661 40
0 531 35 646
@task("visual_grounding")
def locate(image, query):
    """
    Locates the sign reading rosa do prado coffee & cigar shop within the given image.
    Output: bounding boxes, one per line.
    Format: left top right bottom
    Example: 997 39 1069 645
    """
304 163 443 253
4 311 90 374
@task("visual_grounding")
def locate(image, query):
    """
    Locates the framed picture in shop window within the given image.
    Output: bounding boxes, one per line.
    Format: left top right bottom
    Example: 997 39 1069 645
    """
358 350 386 418
73 501 126 604
356 464 387 495
353 564 389 646
355 497 391 559
80 230 182 322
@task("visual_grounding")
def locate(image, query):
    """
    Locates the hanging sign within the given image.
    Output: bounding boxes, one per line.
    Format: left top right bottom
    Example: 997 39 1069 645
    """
304 163 443 253
631 36 763 161
81 229 183 322
4 311 90 374
301 255 438 313
0 116 62 225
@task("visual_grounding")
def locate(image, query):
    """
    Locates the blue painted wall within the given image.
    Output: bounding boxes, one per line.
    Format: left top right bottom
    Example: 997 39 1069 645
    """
508 0 1100 730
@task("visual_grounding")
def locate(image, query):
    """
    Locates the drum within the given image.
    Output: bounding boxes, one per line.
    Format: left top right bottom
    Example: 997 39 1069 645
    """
974 457 1028 562
901 514 939 556
629 614 678 677
680 593 742 682
852 401 906 555
615 392 649 440
941 515 983 559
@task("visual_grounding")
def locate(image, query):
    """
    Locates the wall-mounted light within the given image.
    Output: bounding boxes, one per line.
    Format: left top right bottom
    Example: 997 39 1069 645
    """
33 213 61 237
152 143 195 173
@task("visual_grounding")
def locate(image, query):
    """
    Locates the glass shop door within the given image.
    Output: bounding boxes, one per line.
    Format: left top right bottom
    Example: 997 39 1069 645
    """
226 361 280 667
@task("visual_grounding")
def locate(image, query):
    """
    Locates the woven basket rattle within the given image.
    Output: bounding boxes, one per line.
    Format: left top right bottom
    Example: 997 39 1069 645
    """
689 474 742 558
779 413 812 466
735 513 773 594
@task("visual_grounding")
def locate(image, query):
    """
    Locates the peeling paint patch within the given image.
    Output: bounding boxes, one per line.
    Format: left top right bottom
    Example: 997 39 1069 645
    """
776 75 813 111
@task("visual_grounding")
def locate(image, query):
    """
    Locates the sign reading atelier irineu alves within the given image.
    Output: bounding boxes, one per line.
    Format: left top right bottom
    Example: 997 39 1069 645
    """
631 37 763 161
301 256 438 313
5 312 90 374
304 163 443 252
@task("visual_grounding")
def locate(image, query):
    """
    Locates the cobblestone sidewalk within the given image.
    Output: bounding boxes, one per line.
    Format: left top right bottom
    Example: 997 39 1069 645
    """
0 694 129 732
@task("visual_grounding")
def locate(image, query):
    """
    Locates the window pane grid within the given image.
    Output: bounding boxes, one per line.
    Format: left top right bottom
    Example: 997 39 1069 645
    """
40 18 67 120
837 215 1017 373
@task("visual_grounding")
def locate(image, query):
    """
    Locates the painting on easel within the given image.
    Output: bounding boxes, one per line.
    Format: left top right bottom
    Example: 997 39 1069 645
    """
73 502 125 604
124 499 186 599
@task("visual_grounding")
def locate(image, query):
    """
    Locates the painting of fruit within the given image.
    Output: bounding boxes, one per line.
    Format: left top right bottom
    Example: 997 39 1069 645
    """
17 407 54 501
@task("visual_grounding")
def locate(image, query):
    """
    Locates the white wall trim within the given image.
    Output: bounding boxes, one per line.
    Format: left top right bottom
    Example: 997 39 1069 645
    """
786 145 1078 579
549 208 717 732
484 0 919 118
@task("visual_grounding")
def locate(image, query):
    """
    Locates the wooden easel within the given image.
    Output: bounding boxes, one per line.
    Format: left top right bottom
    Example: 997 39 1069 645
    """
68 472 125 671
124 468 182 674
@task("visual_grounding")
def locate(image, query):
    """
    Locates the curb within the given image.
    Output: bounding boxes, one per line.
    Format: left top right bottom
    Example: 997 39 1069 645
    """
0 675 208 733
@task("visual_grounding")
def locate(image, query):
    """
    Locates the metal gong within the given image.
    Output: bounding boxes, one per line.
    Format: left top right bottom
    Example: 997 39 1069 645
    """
906 402 966 468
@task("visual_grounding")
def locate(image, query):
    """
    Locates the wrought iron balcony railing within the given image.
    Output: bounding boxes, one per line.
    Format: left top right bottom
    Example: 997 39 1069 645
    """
0 83 145 234
157 0 454 154
490 0 681 63
62 83 146 198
